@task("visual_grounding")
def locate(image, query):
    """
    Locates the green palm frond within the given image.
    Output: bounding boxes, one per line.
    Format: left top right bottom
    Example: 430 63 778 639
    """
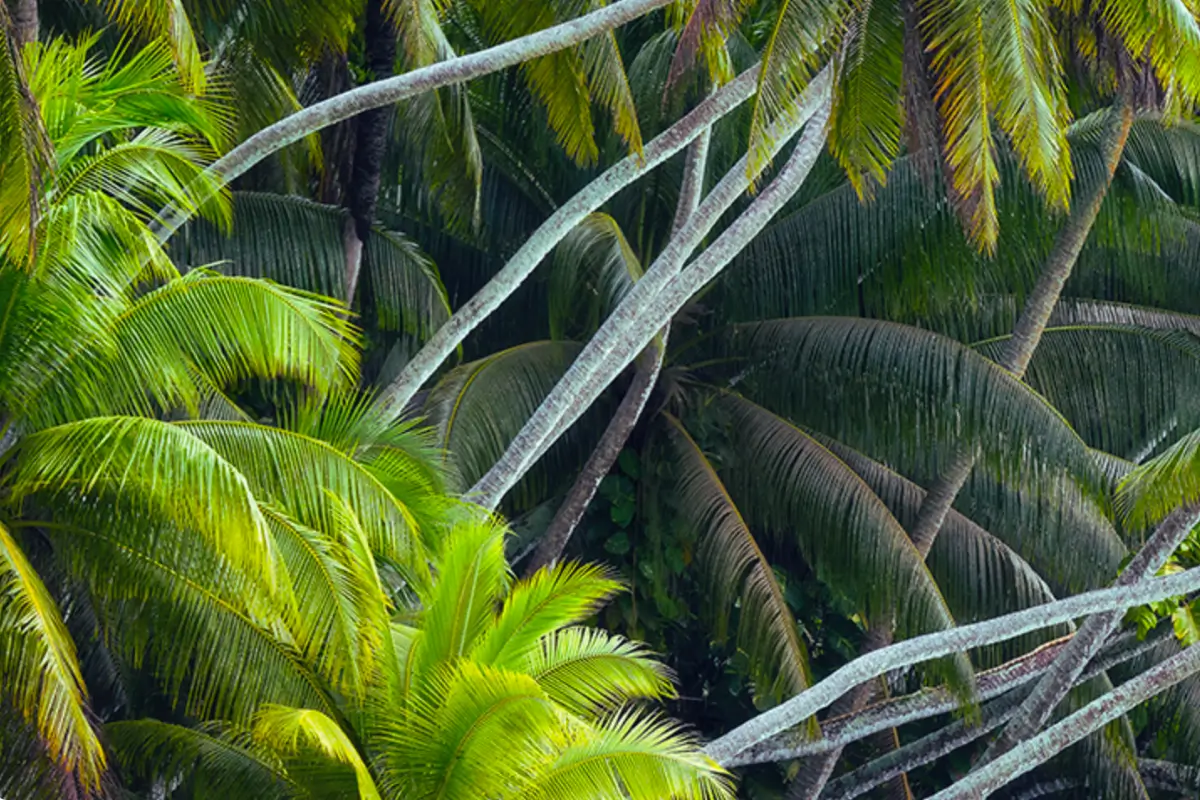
1099 0 1200 104
666 0 750 88
516 709 732 800
660 413 815 710
471 560 622 668
174 420 435 588
107 719 299 800
976 325 1200 462
253 706 382 800
5 416 275 578
523 626 674 718
722 317 1097 493
95 0 207 92
712 394 971 671
0 520 105 792
0 23 46 268
22 271 358 428
1119 427 1200 528
365 228 452 341
547 213 642 341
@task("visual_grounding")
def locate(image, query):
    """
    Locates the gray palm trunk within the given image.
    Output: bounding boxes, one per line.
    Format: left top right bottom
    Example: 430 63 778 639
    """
524 129 712 576
13 0 36 47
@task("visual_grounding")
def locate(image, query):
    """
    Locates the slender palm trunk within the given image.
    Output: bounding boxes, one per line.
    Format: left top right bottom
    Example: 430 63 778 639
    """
702 563 1200 764
13 0 36 47
1139 759 1200 793
154 0 675 242
906 93 1134 558
344 0 396 302
523 129 711 576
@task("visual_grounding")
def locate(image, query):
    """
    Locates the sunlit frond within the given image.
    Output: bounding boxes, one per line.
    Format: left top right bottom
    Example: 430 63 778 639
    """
96 0 208 92
253 706 381 800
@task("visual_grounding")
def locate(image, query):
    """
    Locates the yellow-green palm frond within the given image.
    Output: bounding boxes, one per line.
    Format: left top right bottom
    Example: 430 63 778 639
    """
1118 427 1200 528
659 414 814 711
470 560 622 668
666 0 752 88
517 709 733 800
0 19 48 269
414 515 511 670
22 271 358 428
253 706 382 800
524 627 675 718
173 420 434 590
108 719 300 800
5 416 275 579
94 0 207 93
749 0 846 175
1098 0 1200 104
0 521 105 792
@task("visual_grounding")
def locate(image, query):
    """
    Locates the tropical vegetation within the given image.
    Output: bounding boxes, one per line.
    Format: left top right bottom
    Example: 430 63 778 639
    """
6 0 1200 798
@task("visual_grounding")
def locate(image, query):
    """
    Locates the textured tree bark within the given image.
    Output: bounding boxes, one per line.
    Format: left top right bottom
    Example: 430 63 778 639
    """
343 0 396 303
702 563 1200 764
929 642 1200 799
1139 759 1200 793
153 0 676 242
523 129 711 576
980 502 1200 763
375 70 757 419
469 71 833 507
904 94 1135 559
13 0 36 47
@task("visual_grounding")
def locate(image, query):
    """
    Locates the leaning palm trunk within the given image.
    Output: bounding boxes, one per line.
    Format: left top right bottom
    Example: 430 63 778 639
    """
525 129 712 575
469 71 833 508
153 0 676 242
375 71 756 420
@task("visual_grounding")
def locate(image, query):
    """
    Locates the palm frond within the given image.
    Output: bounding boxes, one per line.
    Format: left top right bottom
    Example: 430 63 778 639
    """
0 521 104 791
547 213 642 341
660 413 815 709
1119 427 1200 528
253 706 382 800
666 0 750 88
96 0 207 93
0 24 46 268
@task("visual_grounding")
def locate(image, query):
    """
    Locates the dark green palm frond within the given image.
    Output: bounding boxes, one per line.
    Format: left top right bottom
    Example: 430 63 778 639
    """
412 515 511 671
829 0 905 194
518 709 732 800
713 393 973 695
423 341 618 509
0 521 105 792
364 228 451 343
107 719 299 800
22 271 359 428
722 317 1098 492
471 561 622 668
94 0 207 92
42 519 333 722
547 213 642 341
659 414 815 710
5 417 274 577
749 0 845 174
174 421 435 589
976 325 1200 463
813 434 1069 667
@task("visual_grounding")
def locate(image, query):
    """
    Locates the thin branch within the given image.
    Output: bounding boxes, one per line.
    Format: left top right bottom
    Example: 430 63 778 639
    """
374 68 757 419
929 642 1200 799
469 69 834 508
702 564 1200 764
155 0 676 241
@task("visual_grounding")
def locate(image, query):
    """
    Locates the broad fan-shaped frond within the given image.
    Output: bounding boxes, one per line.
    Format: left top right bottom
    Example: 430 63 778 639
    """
0 521 104 792
659 413 815 709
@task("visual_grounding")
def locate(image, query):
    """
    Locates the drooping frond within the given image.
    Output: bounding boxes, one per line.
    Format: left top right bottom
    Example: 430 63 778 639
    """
722 317 1098 492
666 0 750 88
5 416 274 577
659 413 815 708
516 709 733 800
1119 428 1200 528
21 271 358 428
547 213 642 341
0 521 104 792
976 324 1200 463
95 0 208 92
173 420 434 588
471 560 622 668
107 719 298 800
253 706 382 800
523 626 674 718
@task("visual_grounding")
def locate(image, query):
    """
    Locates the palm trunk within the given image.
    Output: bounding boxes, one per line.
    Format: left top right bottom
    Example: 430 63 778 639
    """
344 0 397 302
1139 759 1200 794
469 72 833 508
980 502 1200 762
375 71 756 420
906 93 1133 558
702 562 1200 764
524 129 711 576
13 0 36 47
154 0 675 243
931 641 1200 800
